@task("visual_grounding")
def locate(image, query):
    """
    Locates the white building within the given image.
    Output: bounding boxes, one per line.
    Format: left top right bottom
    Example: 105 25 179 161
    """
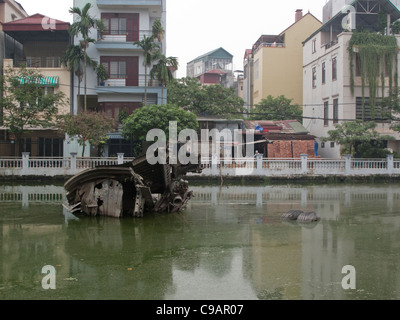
71 0 166 156
303 0 400 158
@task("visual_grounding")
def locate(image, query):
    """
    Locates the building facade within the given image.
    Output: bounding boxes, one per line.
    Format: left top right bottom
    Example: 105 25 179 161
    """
71 0 166 157
186 47 234 88
0 13 71 157
303 0 400 158
0 0 28 64
243 10 322 110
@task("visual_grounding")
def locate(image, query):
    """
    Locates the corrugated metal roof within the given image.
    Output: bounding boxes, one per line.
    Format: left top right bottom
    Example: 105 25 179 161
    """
188 47 233 63
244 120 310 134
287 121 309 134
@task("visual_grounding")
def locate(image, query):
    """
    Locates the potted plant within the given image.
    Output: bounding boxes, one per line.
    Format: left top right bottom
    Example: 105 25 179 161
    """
152 19 165 42
96 63 108 86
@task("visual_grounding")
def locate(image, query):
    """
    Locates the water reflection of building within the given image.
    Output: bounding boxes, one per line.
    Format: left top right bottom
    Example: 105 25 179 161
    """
190 184 400 299
1 184 400 299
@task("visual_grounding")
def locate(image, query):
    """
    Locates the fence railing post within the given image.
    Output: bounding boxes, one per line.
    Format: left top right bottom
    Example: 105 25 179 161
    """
344 154 351 175
22 152 30 171
117 153 124 165
70 152 77 173
301 154 308 174
256 153 263 174
387 154 394 175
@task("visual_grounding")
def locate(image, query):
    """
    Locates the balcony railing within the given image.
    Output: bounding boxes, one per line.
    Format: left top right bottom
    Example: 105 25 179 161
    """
97 74 163 87
97 29 153 42
325 39 339 50
14 57 62 68
96 0 162 8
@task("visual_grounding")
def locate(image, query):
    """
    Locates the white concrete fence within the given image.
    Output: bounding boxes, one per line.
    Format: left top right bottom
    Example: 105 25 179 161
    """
194 154 400 177
0 152 399 178
0 152 133 177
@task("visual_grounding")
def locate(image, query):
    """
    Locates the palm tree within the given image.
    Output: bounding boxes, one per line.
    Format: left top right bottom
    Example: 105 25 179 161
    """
150 54 178 103
134 35 160 106
61 44 97 112
69 3 104 112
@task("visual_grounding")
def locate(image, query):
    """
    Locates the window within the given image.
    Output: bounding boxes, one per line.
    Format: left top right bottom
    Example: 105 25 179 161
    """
41 87 55 95
103 60 126 79
101 13 139 41
322 62 326 84
330 142 335 148
332 57 337 81
333 98 339 124
321 142 325 148
355 53 361 76
312 39 317 53
101 56 138 86
103 17 127 35
46 57 61 68
324 101 329 126
356 97 390 121
19 138 31 155
38 137 63 157
312 67 317 88
196 65 202 75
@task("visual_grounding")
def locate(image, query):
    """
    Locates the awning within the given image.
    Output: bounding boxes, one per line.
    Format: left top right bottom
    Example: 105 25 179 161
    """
18 76 59 87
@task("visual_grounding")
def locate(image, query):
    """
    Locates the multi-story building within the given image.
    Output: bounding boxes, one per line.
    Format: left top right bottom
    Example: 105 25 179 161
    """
0 13 71 157
0 0 28 64
71 0 166 157
303 0 400 158
186 47 234 88
243 10 322 110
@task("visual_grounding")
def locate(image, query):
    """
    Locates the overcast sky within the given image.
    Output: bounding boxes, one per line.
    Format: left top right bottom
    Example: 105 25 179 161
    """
16 0 325 78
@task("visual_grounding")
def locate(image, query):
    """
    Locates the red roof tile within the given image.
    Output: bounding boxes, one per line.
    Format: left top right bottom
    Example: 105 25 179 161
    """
3 13 70 31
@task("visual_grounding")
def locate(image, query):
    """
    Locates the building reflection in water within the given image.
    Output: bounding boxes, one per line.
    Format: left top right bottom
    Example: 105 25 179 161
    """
0 183 399 299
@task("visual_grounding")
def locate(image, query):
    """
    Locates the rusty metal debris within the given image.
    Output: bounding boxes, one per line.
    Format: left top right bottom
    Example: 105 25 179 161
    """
64 154 201 218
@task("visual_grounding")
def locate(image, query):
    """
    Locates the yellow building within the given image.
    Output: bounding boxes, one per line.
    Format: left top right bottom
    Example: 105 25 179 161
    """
244 10 322 108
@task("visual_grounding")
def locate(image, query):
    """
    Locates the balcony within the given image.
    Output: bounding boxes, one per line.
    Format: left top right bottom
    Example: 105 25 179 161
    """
97 74 163 88
95 74 164 103
96 30 162 51
96 0 162 9
325 39 339 50
13 57 62 68
253 42 285 54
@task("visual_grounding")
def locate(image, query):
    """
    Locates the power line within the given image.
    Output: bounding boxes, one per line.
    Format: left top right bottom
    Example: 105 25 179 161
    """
49 81 400 122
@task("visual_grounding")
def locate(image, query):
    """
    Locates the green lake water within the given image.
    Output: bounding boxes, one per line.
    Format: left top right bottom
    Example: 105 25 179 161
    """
0 181 399 300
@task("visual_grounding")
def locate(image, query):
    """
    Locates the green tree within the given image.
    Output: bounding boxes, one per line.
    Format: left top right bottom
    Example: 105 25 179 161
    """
61 43 97 112
69 2 104 111
121 104 198 155
134 35 160 106
167 77 204 110
57 111 116 157
1 67 67 153
322 121 394 157
167 77 245 118
150 54 178 103
248 95 302 120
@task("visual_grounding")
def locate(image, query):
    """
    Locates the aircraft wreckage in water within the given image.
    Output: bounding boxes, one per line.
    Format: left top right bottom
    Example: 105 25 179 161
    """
64 154 201 218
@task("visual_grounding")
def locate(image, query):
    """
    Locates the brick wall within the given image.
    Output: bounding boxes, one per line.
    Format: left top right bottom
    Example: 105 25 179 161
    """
267 140 317 158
